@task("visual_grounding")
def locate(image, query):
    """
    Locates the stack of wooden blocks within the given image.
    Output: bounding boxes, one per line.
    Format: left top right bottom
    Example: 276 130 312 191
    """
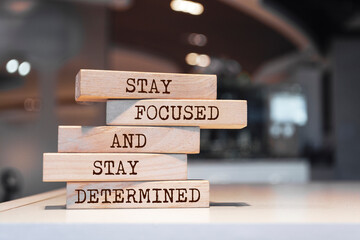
43 69 247 209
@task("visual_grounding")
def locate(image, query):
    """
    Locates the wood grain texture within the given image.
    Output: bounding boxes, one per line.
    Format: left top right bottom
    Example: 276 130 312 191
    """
58 126 200 153
67 180 209 209
106 99 247 129
75 69 217 101
43 153 187 182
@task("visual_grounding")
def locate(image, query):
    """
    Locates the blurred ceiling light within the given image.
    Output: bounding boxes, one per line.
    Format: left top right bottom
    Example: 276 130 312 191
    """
197 54 211 67
283 124 295 138
6 59 19 74
270 124 281 138
18 61 31 76
185 52 198 65
170 0 204 16
188 33 207 46
185 53 211 67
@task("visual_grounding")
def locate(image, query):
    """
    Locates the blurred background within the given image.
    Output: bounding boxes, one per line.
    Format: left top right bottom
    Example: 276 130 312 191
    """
1 0 360 202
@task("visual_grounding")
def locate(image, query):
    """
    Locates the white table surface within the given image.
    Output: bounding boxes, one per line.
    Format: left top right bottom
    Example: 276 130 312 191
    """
1 183 360 239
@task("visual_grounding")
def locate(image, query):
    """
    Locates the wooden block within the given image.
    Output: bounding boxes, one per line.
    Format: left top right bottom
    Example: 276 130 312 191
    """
58 126 200 153
75 69 217 101
106 99 247 129
43 153 187 182
66 180 209 209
